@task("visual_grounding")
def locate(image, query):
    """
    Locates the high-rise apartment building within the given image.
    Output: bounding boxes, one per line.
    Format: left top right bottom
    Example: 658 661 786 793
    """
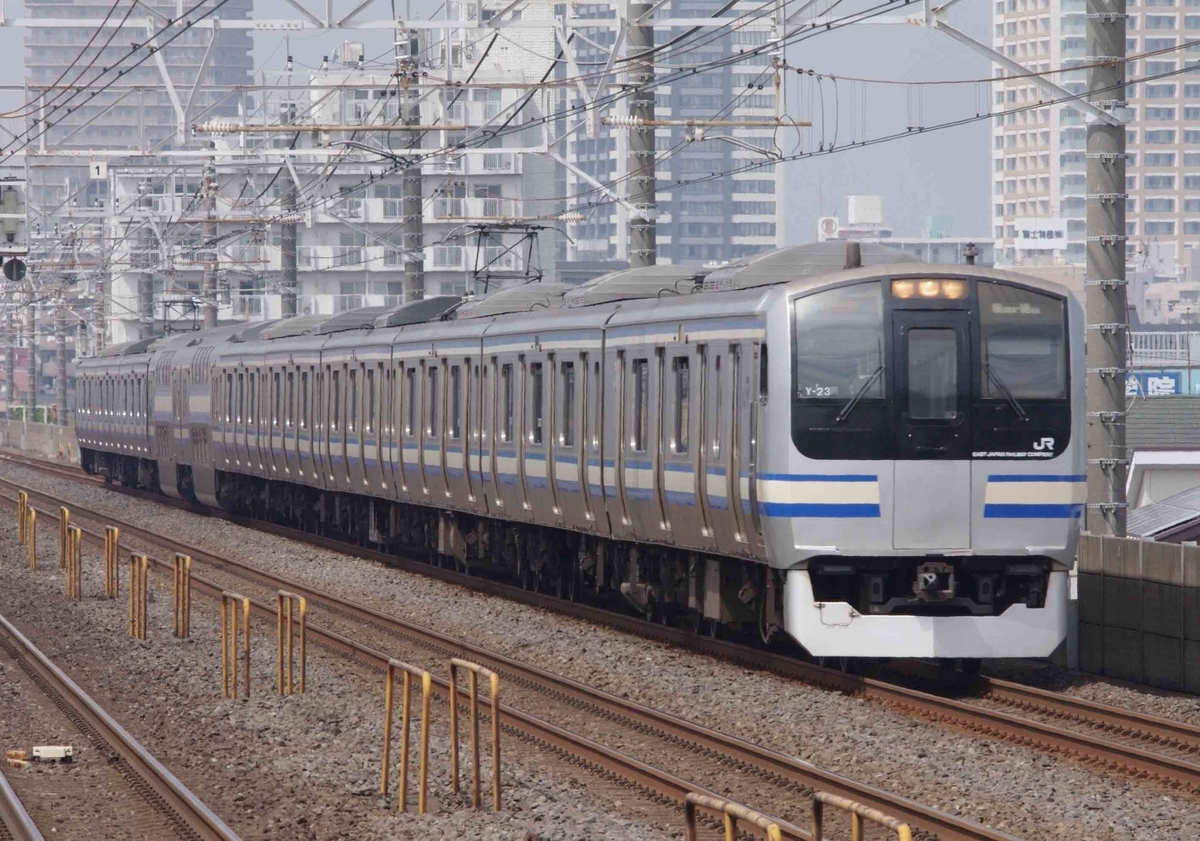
564 0 783 265
992 0 1200 272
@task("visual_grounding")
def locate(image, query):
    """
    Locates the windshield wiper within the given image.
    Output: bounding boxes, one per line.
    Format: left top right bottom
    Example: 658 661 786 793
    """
834 365 884 424
986 364 1029 422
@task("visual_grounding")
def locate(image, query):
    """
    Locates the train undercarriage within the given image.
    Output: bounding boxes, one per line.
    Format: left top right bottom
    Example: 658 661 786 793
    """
208 467 785 641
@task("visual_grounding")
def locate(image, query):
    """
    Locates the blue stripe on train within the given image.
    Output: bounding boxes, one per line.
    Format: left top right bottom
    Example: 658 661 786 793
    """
984 503 1084 519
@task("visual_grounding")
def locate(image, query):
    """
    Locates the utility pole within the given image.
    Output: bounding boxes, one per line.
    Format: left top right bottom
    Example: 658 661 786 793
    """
3 298 13 419
25 297 36 419
626 1 657 268
280 179 298 317
54 294 67 426
400 59 424 302
1085 0 1128 536
135 179 156 341
202 158 219 329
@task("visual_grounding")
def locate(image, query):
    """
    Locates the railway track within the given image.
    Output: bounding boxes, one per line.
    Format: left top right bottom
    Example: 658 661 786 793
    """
0 462 1017 841
7 452 1200 820
0 610 242 841
0 770 42 841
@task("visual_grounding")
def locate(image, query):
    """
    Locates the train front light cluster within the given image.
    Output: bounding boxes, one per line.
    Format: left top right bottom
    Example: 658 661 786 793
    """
891 278 968 300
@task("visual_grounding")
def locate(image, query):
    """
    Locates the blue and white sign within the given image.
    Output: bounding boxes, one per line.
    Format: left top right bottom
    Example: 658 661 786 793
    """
1127 371 1183 397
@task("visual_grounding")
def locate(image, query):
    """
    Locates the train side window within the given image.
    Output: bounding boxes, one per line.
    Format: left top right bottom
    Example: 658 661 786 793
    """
529 362 544 445
501 363 514 443
712 355 722 457
237 373 245 422
273 372 282 428
450 365 462 439
286 371 295 428
295 369 304 429
405 368 416 436
632 358 649 452
426 366 439 438
249 373 258 426
560 361 575 447
759 345 768 401
349 368 359 433
331 369 341 431
673 356 689 454
366 366 376 434
226 374 233 422
591 361 600 451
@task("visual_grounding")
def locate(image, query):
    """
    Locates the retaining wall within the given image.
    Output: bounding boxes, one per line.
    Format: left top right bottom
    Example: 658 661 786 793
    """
1077 533 1200 693
0 420 79 464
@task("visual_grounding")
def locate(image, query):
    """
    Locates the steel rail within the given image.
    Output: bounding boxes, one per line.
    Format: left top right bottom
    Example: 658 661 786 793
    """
9 456 1200 800
0 494 808 841
0 477 1013 841
0 769 44 841
0 613 243 841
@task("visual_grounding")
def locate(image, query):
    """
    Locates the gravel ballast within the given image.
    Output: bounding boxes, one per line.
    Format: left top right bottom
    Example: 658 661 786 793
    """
3 462 1200 840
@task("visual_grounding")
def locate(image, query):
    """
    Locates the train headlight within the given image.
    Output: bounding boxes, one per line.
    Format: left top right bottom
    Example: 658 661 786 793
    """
941 279 968 299
891 280 916 298
917 280 941 298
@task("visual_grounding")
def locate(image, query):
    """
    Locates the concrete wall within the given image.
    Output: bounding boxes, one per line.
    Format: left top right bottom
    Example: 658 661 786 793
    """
1078 533 1200 692
0 420 79 464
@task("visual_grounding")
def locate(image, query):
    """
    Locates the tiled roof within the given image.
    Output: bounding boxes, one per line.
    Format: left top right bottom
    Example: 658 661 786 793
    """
1127 396 1200 452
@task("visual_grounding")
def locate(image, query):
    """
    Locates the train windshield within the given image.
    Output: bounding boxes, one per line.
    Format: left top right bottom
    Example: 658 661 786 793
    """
791 277 1071 461
978 283 1066 400
793 282 884 401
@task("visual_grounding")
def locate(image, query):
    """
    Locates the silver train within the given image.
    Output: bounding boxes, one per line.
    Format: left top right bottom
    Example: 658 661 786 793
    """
75 243 1084 659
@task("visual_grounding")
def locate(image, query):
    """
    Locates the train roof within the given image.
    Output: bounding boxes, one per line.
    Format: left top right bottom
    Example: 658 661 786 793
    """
318 307 389 334
456 283 574 319
701 242 919 292
563 265 707 307
262 314 330 339
374 296 462 327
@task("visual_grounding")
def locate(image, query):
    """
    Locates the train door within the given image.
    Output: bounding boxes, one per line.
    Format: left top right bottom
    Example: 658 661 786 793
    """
325 364 339 485
582 355 601 528
704 348 741 556
728 343 756 554
483 357 502 513
267 367 281 478
297 366 313 480
314 365 329 486
429 358 450 500
494 358 522 515
345 362 363 490
444 360 469 506
523 355 555 524
606 349 634 540
398 362 418 496
552 353 587 530
620 347 668 541
891 309 972 550
364 361 383 495
662 345 710 551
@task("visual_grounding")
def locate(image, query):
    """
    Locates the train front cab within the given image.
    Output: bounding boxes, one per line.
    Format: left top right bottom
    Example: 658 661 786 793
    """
774 269 1082 659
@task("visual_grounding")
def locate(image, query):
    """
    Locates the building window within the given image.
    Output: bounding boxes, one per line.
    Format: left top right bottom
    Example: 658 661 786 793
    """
1145 197 1177 212
1146 220 1177 235
1146 174 1177 189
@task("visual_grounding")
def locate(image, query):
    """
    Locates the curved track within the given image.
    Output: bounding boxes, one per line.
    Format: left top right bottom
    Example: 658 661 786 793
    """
0 611 242 841
0 770 43 841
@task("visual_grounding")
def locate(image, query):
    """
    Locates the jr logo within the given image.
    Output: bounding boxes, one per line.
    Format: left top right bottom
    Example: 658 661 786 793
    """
1032 437 1055 452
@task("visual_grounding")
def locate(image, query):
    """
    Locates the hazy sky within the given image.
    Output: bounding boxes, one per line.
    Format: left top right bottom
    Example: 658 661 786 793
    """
782 2 991 241
1 0 990 240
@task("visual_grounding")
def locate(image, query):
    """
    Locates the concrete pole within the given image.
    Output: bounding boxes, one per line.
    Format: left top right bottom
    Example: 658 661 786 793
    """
202 159 219 329
401 73 424 301
25 300 36 419
4 300 13 418
137 179 155 340
55 297 67 426
626 1 657 268
1085 0 1128 536
280 179 298 317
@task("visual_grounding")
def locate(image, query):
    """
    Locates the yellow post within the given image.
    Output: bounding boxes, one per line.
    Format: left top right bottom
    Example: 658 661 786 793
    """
65 525 82 601
173 554 192 638
380 659 432 814
128 554 148 640
26 508 37 570
684 794 784 841
17 491 27 545
57 506 70 569
104 527 120 598
276 591 308 695
811 792 912 841
220 592 251 699
448 658 502 812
